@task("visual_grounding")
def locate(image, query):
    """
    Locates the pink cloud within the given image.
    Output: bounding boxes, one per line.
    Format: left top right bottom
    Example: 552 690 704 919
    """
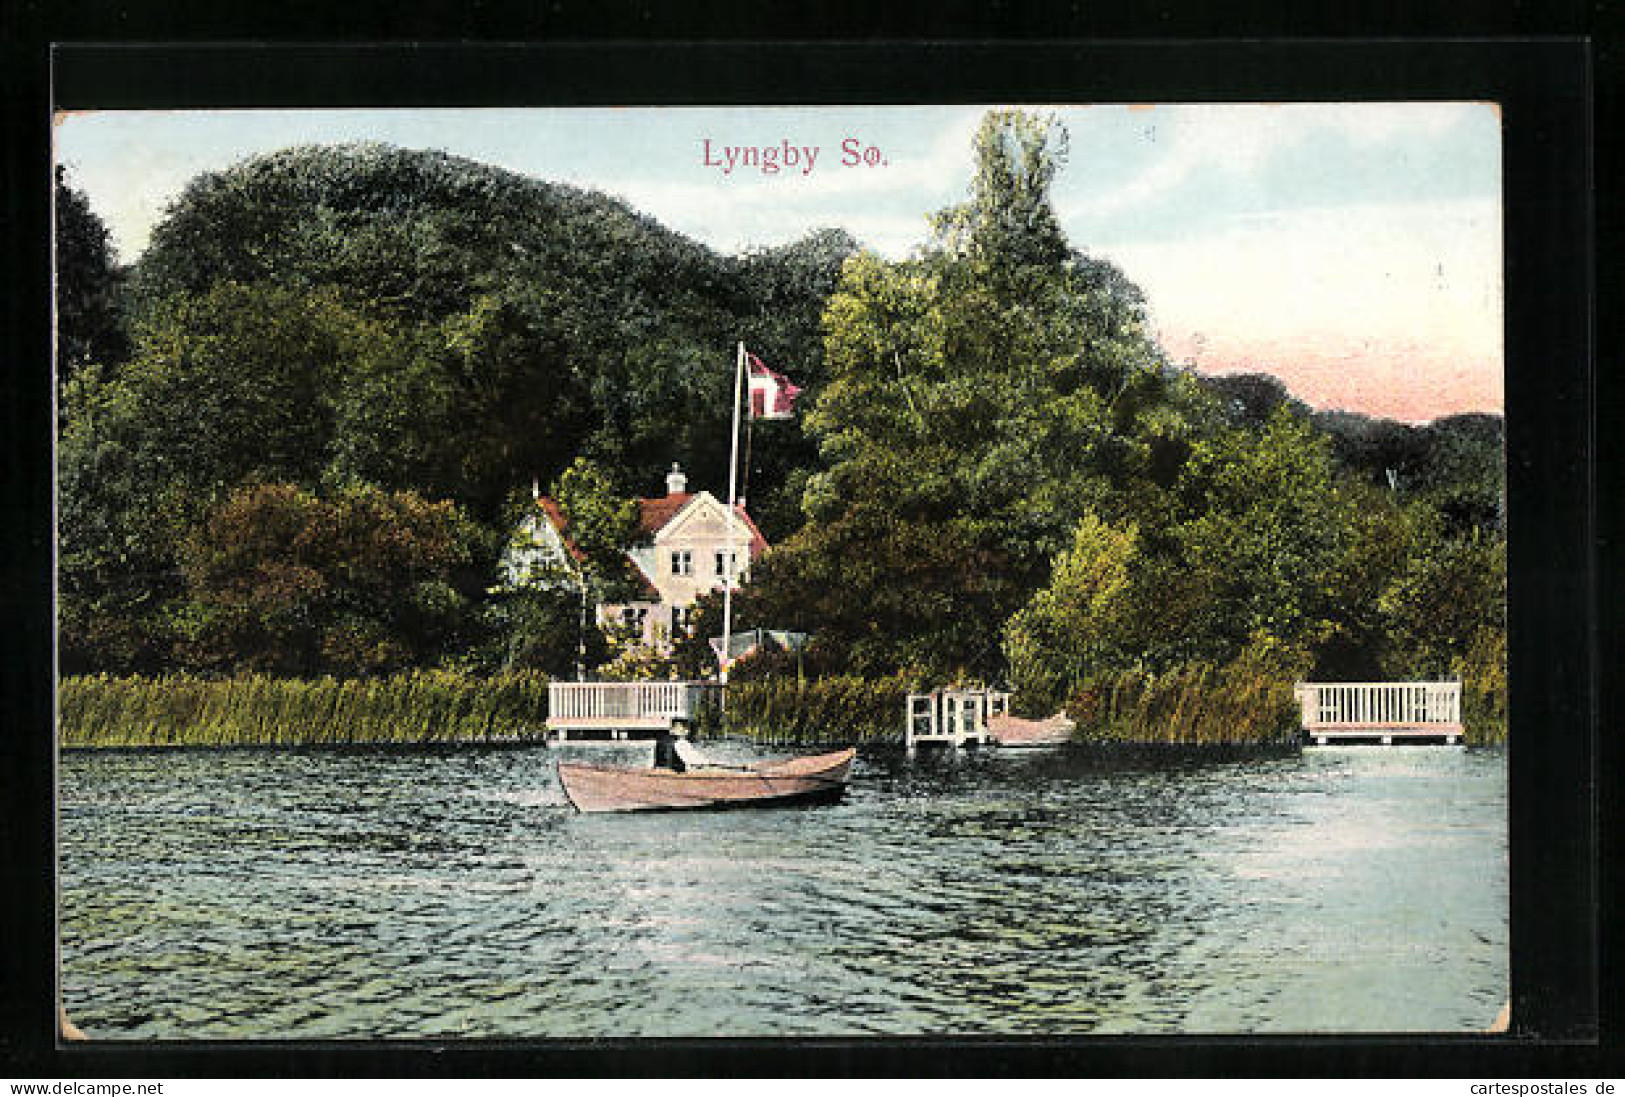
1162 332 1503 423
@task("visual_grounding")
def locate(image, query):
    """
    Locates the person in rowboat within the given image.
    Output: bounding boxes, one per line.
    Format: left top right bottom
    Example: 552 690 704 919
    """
653 732 688 772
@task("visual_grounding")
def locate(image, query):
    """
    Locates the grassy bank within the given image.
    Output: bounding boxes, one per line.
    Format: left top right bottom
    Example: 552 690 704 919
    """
59 671 552 748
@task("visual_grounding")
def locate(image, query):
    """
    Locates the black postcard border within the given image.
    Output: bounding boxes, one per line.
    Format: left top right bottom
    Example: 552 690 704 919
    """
4 35 1607 1077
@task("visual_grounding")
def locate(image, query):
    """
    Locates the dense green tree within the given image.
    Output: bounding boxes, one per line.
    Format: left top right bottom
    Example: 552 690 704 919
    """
747 111 1180 681
930 109 1071 274
550 456 641 601
1310 479 1413 678
1379 516 1505 678
1417 414 1505 534
1199 372 1308 430
113 283 400 515
1149 408 1348 665
331 290 598 518
57 362 181 674
54 167 129 385
57 283 442 673
178 483 486 676
117 143 853 529
1003 513 1139 711
479 587 608 677
56 127 1506 700
1314 408 1427 492
129 145 752 510
59 144 864 674
1313 408 1504 534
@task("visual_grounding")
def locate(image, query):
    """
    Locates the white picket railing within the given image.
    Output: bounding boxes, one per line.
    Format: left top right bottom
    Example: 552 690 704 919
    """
1295 681 1462 729
547 681 716 728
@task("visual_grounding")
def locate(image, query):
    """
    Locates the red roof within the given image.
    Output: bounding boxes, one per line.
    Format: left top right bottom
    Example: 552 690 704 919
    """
534 497 587 565
533 490 768 599
636 492 693 537
533 496 657 598
633 493 768 558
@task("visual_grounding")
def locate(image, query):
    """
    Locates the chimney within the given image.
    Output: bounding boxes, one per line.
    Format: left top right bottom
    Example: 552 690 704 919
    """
666 462 688 496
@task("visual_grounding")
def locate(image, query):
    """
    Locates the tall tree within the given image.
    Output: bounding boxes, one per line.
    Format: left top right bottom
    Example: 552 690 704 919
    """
747 110 1177 681
54 166 128 384
930 110 1071 274
1378 515 1505 678
1141 407 1354 668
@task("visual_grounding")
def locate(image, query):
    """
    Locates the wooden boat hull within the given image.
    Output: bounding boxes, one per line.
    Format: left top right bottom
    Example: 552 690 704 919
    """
987 713 1075 748
558 747 856 814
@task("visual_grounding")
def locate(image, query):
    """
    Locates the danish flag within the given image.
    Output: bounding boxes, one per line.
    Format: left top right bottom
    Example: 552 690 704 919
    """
746 352 801 420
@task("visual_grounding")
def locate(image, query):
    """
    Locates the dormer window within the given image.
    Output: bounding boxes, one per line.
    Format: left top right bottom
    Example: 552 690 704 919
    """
670 549 693 577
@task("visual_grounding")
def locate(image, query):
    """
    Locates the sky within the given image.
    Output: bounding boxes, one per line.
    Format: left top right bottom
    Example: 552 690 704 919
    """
54 103 1503 423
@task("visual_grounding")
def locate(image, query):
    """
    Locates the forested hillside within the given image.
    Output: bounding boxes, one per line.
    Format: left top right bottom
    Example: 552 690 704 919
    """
677 113 1504 732
57 144 853 676
56 115 1504 738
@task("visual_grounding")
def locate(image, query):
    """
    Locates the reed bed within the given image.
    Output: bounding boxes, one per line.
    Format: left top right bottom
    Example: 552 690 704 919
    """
711 661 1304 749
1459 628 1508 746
1461 683 1506 746
59 671 552 748
1065 661 1302 746
703 674 914 747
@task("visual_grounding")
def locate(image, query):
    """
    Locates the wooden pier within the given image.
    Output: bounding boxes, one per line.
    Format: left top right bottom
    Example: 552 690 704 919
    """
1294 681 1464 745
905 688 1010 749
547 681 720 741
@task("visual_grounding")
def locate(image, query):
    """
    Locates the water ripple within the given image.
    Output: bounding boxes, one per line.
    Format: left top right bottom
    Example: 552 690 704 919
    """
58 743 1506 1038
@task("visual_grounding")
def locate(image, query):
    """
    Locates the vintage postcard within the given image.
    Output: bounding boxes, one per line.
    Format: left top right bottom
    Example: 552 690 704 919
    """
53 101 1508 1039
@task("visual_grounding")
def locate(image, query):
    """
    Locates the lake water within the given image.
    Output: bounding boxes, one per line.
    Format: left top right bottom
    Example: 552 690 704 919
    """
58 741 1506 1038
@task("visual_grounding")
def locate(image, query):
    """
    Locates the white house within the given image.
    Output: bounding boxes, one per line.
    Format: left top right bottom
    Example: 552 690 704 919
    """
502 463 768 648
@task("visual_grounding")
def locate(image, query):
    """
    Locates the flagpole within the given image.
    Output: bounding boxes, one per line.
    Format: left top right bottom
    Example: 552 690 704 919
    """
721 341 746 692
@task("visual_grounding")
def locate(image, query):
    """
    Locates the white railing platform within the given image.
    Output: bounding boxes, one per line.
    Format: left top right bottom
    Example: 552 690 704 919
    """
905 688 1009 749
547 681 720 740
1294 681 1464 745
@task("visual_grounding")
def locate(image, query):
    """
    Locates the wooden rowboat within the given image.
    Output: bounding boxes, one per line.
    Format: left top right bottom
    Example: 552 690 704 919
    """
557 747 856 814
987 712 1075 748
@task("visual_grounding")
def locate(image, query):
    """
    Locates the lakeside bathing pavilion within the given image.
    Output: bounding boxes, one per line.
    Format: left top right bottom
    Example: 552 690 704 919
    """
905 688 1010 749
546 681 721 741
1294 681 1464 745
545 681 1464 746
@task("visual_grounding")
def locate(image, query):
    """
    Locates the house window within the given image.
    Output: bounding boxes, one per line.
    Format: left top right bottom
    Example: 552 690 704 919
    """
670 549 693 577
715 550 738 579
620 606 649 630
671 605 691 636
